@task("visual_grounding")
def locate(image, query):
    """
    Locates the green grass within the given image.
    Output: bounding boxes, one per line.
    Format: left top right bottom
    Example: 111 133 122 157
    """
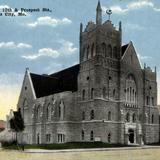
2 142 132 150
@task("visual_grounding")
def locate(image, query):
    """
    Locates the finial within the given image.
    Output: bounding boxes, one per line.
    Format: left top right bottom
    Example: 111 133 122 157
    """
119 21 122 31
96 0 102 25
97 0 101 10
80 23 83 33
155 66 157 73
106 9 112 21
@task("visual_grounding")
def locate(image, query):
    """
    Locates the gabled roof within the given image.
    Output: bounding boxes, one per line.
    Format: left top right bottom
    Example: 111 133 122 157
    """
30 64 79 98
121 44 129 57
29 44 129 98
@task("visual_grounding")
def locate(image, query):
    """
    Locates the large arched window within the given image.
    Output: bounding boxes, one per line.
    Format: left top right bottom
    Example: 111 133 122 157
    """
90 110 94 120
91 43 94 58
102 43 107 57
59 100 65 120
108 111 111 121
113 46 117 59
125 74 137 104
90 131 94 141
46 104 51 121
108 45 112 58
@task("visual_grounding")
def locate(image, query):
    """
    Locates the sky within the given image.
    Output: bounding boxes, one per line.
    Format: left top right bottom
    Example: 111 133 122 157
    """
0 0 160 120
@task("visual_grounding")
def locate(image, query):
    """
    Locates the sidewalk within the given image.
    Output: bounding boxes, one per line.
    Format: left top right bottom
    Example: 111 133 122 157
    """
24 145 160 153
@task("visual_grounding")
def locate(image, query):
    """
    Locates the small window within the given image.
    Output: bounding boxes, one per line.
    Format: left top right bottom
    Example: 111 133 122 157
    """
108 133 111 143
109 76 112 80
25 86 27 90
146 96 149 105
108 45 112 58
91 88 94 99
82 90 85 100
103 87 106 98
90 110 94 120
82 130 84 140
82 111 85 120
87 76 89 80
46 134 51 143
152 97 154 106
58 134 65 143
113 89 116 99
90 131 94 141
151 114 154 124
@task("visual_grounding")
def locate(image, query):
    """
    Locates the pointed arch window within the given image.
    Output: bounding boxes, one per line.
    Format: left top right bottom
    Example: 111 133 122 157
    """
103 87 106 98
108 133 111 143
108 111 111 121
82 111 85 120
87 46 90 59
102 43 107 57
91 88 94 99
46 104 52 121
90 110 94 120
82 89 85 100
108 45 112 58
36 105 41 121
126 112 130 122
82 130 85 140
113 89 116 99
113 46 117 59
151 114 154 124
82 47 86 61
91 43 94 58
90 131 94 141
132 113 136 123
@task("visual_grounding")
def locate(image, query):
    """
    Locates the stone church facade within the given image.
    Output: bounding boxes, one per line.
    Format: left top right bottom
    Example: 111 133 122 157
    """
17 2 159 145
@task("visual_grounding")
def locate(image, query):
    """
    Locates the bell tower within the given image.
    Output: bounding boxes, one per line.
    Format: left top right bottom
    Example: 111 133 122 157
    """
78 1 122 103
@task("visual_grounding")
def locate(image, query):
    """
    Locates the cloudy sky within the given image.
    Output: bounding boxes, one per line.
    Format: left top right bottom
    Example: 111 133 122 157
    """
0 0 160 120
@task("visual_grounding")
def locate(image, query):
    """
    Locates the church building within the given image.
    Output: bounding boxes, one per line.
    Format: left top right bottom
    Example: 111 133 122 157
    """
17 1 159 145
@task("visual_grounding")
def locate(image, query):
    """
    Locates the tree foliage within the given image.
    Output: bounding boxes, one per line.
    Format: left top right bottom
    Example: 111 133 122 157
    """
9 108 25 132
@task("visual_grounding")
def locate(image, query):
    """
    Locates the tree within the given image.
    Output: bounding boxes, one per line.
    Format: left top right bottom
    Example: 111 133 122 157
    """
9 108 25 143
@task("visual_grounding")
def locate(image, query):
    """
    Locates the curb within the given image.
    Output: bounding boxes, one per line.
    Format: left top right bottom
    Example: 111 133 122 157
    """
24 146 160 154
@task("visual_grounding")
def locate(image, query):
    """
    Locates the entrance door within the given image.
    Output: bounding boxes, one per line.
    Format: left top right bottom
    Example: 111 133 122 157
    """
128 129 134 143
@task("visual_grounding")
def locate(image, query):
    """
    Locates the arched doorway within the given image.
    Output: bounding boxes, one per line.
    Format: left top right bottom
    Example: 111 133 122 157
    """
128 129 134 143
